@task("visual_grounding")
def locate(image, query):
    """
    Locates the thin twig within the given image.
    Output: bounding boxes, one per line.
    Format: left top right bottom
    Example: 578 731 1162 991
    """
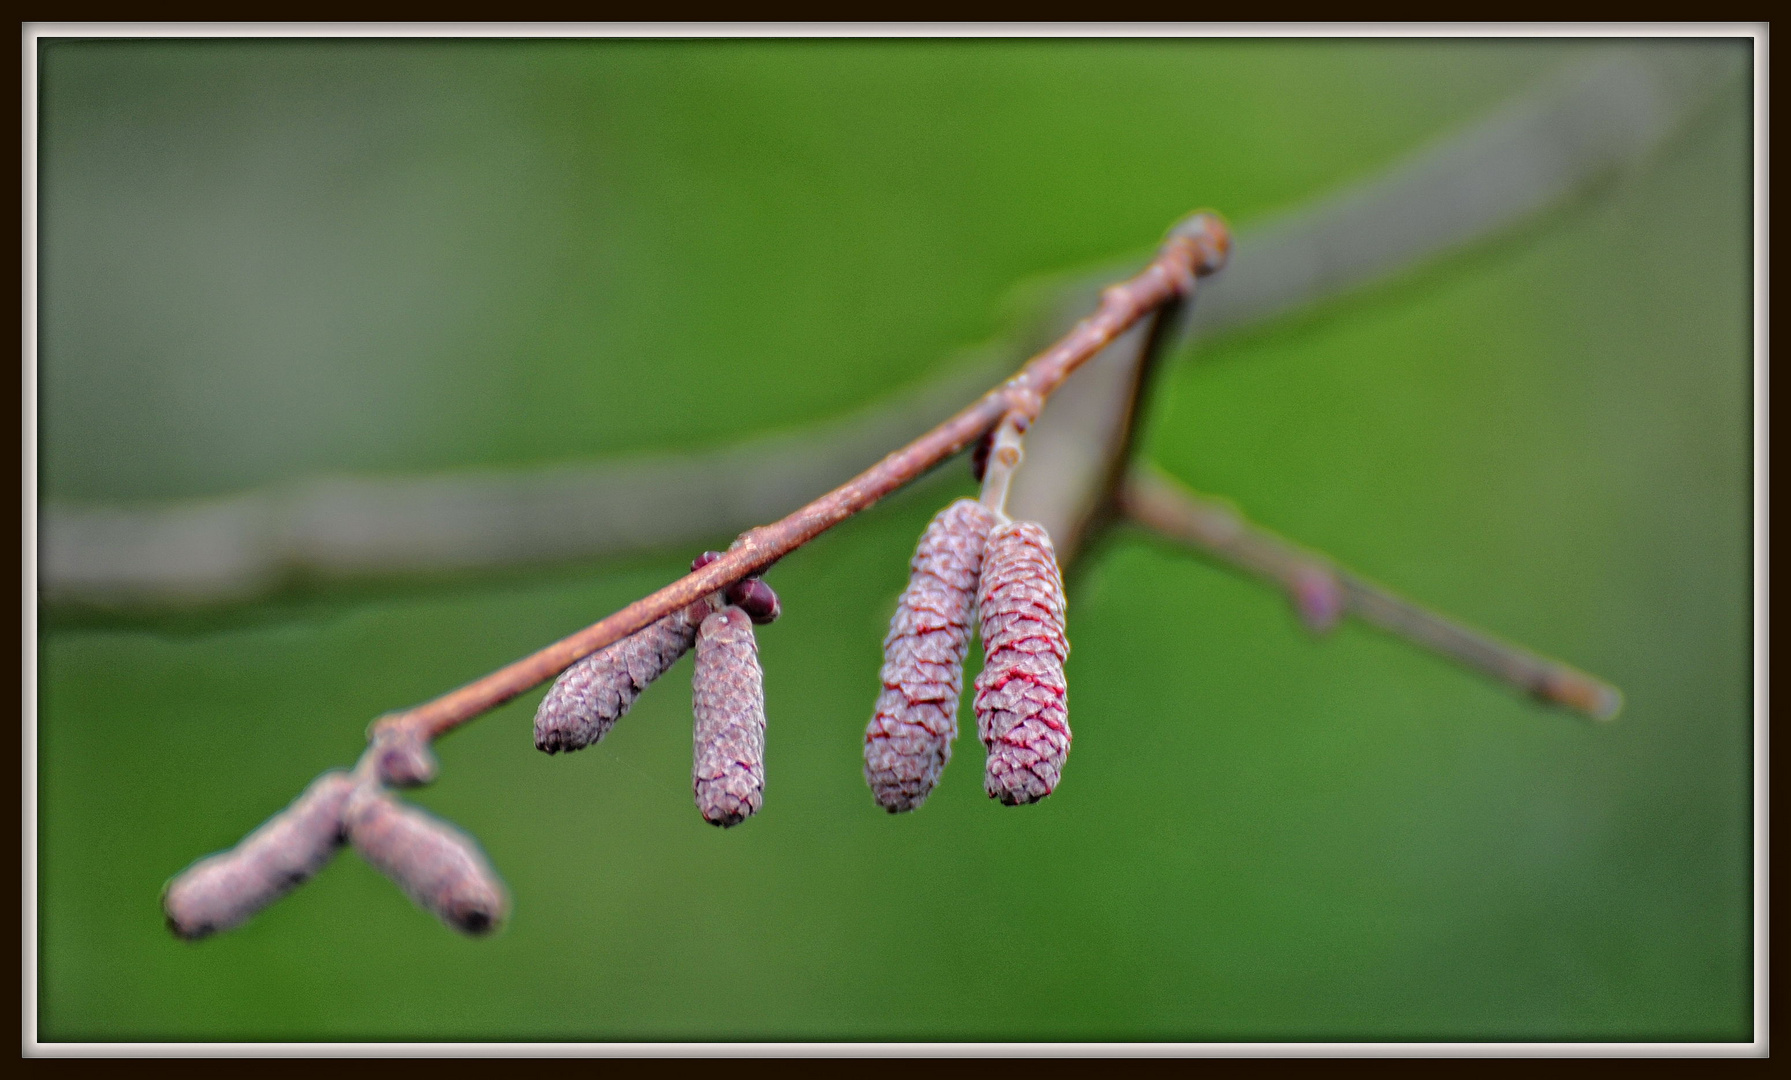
978 414 1028 519
1118 465 1623 722
372 215 1231 747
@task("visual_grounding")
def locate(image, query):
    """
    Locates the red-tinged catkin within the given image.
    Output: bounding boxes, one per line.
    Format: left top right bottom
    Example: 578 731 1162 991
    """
692 605 766 827
344 787 508 935
534 597 717 754
864 498 998 812
974 520 1071 806
162 770 356 941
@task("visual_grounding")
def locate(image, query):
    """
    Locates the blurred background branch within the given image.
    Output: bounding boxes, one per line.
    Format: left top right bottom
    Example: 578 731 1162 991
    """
37 44 1742 607
1118 466 1624 720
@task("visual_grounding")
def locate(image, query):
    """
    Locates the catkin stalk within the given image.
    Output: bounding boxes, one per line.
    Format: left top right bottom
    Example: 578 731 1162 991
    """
162 770 356 941
864 498 997 811
344 788 509 935
974 521 1071 805
691 605 767 827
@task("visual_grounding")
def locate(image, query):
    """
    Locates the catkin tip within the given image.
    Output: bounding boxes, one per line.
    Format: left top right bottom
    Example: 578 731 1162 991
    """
161 881 212 942
161 770 356 941
345 788 510 937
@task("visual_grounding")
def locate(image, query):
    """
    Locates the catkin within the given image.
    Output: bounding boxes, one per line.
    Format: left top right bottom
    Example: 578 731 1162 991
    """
691 605 767 827
162 770 355 941
864 498 998 812
534 597 717 755
974 520 1071 806
344 788 508 935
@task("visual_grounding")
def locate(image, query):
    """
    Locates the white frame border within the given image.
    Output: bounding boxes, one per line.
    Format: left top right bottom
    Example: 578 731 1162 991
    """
20 20 1769 1059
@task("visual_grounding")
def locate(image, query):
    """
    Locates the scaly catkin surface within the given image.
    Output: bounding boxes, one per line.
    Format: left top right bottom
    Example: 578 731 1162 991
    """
162 770 355 940
344 788 509 935
864 498 998 812
692 605 767 827
975 521 1071 805
534 597 716 754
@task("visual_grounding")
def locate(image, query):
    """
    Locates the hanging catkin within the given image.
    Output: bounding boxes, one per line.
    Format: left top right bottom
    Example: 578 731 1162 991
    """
974 520 1071 806
534 597 718 754
691 604 767 827
162 770 356 940
534 552 780 755
863 497 998 812
344 787 509 935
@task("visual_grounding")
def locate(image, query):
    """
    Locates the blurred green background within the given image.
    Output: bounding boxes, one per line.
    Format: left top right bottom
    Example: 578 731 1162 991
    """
36 38 1753 1041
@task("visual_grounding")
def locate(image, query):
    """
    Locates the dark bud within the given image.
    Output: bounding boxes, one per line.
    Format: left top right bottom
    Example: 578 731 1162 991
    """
694 551 780 624
727 577 781 625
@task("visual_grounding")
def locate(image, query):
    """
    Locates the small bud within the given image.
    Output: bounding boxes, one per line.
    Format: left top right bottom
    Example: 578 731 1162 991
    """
535 598 716 754
692 605 767 827
372 730 439 788
344 788 508 935
864 498 997 812
974 521 1071 806
728 577 781 624
697 550 781 624
162 770 355 941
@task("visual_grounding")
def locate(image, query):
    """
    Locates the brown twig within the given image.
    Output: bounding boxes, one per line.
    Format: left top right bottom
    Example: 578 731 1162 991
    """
372 213 1232 747
1118 465 1623 722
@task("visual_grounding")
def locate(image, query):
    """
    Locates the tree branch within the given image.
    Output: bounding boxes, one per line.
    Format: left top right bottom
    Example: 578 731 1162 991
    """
372 215 1231 747
1118 466 1623 722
